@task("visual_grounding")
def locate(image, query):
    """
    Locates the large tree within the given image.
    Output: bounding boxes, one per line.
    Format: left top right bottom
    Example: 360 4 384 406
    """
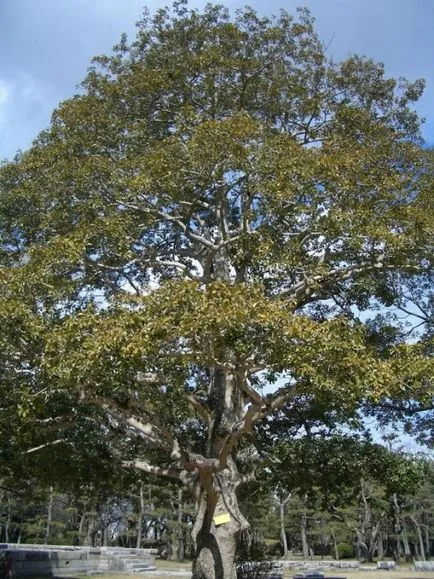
0 3 433 577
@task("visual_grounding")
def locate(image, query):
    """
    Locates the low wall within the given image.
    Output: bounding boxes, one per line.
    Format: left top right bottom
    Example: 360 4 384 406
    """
0 544 156 577
277 561 360 570
239 559 433 576
238 560 360 579
0 545 99 577
414 561 434 571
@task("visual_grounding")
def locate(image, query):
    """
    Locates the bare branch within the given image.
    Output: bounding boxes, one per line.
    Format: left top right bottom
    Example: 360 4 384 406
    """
23 439 65 454
186 453 219 470
401 293 431 320
184 392 211 424
282 491 293 506
33 415 74 425
217 383 298 469
122 459 190 483
394 303 429 323
267 383 298 412
86 394 171 449
145 259 203 281
284 260 421 305
239 380 266 406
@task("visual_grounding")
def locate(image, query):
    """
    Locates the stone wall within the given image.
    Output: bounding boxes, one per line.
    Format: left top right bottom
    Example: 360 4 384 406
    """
237 560 360 578
277 561 360 570
414 561 434 571
0 543 156 577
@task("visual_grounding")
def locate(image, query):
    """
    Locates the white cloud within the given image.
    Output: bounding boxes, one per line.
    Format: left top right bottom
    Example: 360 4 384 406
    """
0 84 8 106
0 74 54 159
0 80 10 124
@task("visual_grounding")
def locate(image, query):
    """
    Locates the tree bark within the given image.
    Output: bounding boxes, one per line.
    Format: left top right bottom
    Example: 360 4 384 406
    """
136 481 145 549
5 498 11 543
358 478 383 562
188 356 251 578
77 510 86 545
277 489 291 558
301 511 309 560
359 478 371 562
411 516 426 561
392 493 403 561
44 486 54 545
392 494 411 562
331 527 339 561
191 469 249 579
402 523 412 562
279 495 289 558
377 531 384 560
177 487 185 561
83 507 99 547
424 524 430 558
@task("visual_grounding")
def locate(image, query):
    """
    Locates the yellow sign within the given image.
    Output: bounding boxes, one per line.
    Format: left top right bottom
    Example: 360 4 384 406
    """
213 512 230 526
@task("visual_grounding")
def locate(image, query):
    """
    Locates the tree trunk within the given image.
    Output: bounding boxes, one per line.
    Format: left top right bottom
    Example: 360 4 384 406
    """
301 512 309 560
177 488 185 561
78 510 86 545
83 508 99 547
136 481 145 549
279 501 289 558
359 478 375 562
377 531 384 560
355 537 361 561
411 516 426 561
5 498 11 543
392 493 403 561
331 527 339 561
191 469 249 579
44 486 54 545
279 490 291 558
188 359 251 578
355 530 368 562
103 525 110 547
402 522 411 562
424 524 430 558
366 519 382 562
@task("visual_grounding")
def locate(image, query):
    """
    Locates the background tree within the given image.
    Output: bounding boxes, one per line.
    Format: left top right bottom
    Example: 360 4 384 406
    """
250 434 429 562
0 3 432 577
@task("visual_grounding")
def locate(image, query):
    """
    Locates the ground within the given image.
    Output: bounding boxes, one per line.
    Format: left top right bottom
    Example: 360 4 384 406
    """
79 560 434 579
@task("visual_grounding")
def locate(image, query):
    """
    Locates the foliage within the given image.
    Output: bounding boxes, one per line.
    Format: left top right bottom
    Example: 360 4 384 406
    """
0 2 433 575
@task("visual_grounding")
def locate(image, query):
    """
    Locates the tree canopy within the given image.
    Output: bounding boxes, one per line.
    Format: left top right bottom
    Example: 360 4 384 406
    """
0 3 433 577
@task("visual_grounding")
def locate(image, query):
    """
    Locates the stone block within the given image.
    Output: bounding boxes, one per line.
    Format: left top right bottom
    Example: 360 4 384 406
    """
414 561 434 571
377 561 396 570
0 544 156 577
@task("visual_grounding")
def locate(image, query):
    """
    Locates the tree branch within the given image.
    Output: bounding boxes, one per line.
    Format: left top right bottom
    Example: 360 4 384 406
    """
23 439 65 454
184 392 211 424
217 383 298 470
86 394 172 450
283 259 421 305
122 459 191 483
239 379 266 406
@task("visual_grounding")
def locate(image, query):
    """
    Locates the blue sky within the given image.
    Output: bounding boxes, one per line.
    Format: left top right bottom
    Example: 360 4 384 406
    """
1 0 433 160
